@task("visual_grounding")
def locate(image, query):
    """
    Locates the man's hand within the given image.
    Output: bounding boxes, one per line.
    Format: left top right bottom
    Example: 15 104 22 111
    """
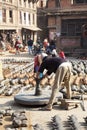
36 72 43 80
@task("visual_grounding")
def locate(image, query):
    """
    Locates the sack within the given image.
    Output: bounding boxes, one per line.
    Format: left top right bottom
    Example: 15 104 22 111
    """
18 44 23 48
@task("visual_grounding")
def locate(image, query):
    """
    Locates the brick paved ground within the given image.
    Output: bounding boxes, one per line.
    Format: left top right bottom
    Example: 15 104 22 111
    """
0 51 87 130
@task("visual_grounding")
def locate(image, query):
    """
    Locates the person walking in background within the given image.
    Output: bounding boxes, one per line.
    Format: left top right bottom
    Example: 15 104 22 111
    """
27 37 33 55
36 56 72 110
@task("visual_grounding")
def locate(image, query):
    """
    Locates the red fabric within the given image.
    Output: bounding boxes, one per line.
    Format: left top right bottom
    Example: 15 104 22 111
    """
34 55 40 72
34 55 40 67
43 42 48 48
15 41 21 50
59 51 65 59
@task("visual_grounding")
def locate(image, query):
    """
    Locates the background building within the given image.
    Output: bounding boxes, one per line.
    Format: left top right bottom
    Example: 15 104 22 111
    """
37 0 48 42
0 0 41 45
44 0 87 49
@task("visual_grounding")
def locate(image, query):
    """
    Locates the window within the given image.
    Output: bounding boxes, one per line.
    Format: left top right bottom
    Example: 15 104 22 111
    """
24 13 26 24
9 10 13 23
28 0 30 7
2 8 6 22
24 0 26 7
28 14 30 24
2 0 6 2
68 24 75 36
61 22 68 36
19 11 22 24
40 0 43 8
19 0 21 5
61 19 87 36
33 14 34 24
9 0 12 3
32 0 35 8
74 0 87 3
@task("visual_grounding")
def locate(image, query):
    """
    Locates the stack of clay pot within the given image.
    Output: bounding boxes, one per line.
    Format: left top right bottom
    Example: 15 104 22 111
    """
3 67 11 79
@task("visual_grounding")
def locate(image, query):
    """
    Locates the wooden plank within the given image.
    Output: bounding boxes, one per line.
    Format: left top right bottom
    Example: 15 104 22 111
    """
60 99 80 110
61 99 81 103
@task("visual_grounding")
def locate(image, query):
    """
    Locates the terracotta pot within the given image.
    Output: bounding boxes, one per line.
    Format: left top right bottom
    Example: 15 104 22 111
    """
48 77 54 86
29 77 34 84
83 75 87 85
13 72 20 78
31 80 36 87
24 79 29 85
40 77 48 86
74 75 83 86
9 49 16 53
4 73 11 79
19 73 26 78
27 71 34 78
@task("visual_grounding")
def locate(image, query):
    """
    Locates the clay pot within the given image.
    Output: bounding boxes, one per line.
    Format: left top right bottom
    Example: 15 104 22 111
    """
9 49 16 54
30 80 36 87
19 72 26 78
4 73 11 79
48 77 54 86
27 71 34 78
23 79 29 85
13 72 20 78
40 77 48 86
74 75 83 86
83 75 87 85
29 77 34 84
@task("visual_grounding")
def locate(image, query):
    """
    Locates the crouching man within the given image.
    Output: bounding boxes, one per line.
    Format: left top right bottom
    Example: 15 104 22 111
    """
36 56 72 110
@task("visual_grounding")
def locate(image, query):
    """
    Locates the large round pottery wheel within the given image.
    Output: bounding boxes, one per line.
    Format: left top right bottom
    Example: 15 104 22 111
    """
14 89 63 106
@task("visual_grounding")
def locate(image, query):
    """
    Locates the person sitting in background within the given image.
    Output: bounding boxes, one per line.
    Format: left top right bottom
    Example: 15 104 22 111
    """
15 38 22 54
58 48 66 59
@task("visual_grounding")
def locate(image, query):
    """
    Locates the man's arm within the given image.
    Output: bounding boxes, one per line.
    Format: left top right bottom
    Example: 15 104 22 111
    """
36 71 48 80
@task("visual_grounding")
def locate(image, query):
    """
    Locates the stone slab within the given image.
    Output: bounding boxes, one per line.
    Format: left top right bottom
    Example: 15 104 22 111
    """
14 89 63 106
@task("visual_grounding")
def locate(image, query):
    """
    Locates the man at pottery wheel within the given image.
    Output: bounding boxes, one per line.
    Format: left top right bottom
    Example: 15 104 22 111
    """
36 56 72 110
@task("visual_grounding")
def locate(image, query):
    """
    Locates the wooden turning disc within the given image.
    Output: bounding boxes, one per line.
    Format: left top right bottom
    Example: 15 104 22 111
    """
14 89 63 106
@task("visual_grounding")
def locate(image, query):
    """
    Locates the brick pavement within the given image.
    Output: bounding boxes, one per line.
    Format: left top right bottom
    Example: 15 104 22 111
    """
0 51 87 130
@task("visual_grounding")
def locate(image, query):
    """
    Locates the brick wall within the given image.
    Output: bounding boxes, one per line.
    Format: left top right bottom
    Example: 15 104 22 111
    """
48 0 55 8
60 37 80 48
61 0 71 8
48 16 55 26
61 0 87 9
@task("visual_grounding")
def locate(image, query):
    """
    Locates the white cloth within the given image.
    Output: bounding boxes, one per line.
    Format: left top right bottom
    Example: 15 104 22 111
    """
52 49 58 56
41 52 48 59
